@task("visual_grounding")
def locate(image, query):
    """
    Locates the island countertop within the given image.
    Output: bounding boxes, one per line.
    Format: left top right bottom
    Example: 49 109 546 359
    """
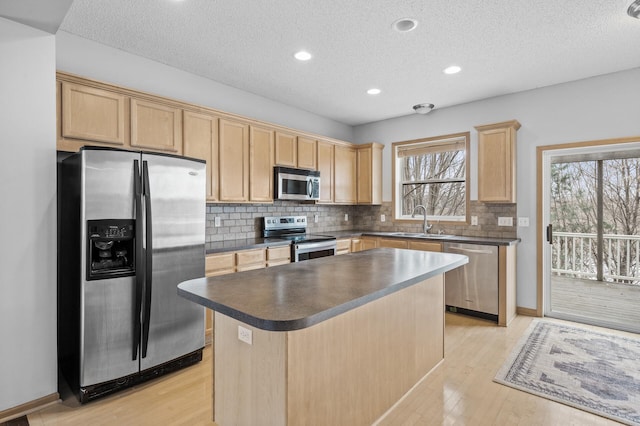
178 248 468 332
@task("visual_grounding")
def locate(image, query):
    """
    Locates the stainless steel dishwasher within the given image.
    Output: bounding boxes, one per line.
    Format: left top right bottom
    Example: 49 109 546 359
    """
443 242 499 322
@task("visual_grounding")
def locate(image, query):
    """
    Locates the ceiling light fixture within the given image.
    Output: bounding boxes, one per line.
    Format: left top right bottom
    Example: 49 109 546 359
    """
413 103 434 114
443 65 462 74
628 0 640 18
392 18 418 32
294 51 312 61
367 88 381 95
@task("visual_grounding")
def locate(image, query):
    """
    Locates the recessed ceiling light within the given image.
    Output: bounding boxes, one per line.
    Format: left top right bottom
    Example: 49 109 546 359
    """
443 65 462 74
294 51 312 61
367 88 381 95
392 18 418 32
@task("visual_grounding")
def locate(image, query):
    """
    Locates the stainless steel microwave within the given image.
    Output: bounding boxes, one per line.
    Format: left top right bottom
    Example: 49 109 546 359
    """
274 166 320 201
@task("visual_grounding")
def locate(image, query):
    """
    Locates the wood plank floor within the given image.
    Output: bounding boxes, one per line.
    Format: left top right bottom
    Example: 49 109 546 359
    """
28 314 625 425
550 276 640 333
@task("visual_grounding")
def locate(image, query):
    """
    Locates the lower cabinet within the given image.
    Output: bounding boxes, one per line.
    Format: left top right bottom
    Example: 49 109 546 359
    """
204 245 291 343
336 238 352 255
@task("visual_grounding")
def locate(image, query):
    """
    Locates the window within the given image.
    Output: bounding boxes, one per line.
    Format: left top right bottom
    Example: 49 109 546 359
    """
393 132 469 222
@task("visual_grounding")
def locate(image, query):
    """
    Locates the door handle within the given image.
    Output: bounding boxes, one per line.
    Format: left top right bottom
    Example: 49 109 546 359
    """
546 224 553 244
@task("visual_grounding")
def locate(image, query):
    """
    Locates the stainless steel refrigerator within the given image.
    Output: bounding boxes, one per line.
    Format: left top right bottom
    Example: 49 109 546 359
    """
58 146 205 403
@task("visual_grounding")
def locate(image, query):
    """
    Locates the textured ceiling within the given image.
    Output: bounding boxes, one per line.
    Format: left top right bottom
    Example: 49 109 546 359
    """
59 0 640 126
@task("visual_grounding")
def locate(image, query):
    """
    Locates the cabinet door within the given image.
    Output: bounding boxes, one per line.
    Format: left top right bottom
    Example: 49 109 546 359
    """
334 145 357 204
61 82 127 145
408 241 442 252
275 131 297 167
219 119 249 201
476 120 520 203
297 137 317 170
336 238 351 255
236 248 266 271
316 141 334 203
361 237 378 251
249 126 274 202
131 98 182 154
357 146 372 204
183 111 218 201
267 245 291 266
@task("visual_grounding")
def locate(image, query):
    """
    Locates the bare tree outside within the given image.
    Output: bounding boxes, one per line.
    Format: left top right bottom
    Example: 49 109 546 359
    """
551 158 640 285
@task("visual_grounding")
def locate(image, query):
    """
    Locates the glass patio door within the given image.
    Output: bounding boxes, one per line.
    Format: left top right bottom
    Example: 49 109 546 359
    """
544 146 640 333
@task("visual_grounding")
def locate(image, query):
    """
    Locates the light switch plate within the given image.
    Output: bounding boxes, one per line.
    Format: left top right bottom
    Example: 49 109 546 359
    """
214 217 221 227
498 217 513 227
238 325 252 345
380 214 386 222
517 217 530 227
344 214 349 221
314 214 319 223
471 216 478 226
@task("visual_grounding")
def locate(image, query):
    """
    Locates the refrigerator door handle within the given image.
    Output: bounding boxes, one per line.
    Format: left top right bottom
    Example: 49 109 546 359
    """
132 160 143 361
141 160 153 358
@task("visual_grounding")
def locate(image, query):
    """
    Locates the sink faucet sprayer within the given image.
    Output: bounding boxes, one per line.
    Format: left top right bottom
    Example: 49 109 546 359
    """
411 205 432 234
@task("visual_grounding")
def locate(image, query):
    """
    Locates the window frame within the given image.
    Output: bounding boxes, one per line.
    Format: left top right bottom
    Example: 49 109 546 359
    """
392 131 470 224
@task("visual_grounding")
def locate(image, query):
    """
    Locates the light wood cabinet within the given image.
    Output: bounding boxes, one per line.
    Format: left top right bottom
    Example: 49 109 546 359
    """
408 241 442 252
236 248 267 272
356 143 383 205
335 238 352 255
316 141 334 203
183 110 218 201
249 126 274 202
350 237 377 252
297 136 317 170
476 120 521 203
219 119 249 201
130 98 182 154
266 246 291 267
334 145 357 204
275 131 297 167
204 252 236 344
378 238 409 249
59 81 128 149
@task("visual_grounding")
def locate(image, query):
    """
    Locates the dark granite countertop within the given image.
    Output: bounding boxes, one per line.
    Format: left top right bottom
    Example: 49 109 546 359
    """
178 248 468 331
205 237 290 254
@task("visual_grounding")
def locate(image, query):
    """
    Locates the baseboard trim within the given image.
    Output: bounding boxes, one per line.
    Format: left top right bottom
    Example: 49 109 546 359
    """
516 306 539 317
0 393 59 423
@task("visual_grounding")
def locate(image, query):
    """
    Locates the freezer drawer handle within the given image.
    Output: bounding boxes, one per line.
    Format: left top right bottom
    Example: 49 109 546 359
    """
141 160 153 359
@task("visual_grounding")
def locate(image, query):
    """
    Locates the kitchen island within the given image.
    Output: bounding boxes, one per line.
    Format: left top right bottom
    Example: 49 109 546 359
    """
178 248 468 425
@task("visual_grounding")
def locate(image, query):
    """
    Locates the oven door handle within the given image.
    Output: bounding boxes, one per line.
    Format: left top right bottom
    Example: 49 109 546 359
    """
295 240 337 252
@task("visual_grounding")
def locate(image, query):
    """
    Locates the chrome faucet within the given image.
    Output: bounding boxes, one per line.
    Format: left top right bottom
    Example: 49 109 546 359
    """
411 205 432 234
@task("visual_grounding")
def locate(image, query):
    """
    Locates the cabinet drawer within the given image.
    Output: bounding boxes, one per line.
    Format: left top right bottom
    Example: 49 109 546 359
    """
205 253 235 276
267 259 291 267
236 262 266 272
408 241 442 252
336 239 351 251
236 248 266 266
267 245 291 261
379 238 408 249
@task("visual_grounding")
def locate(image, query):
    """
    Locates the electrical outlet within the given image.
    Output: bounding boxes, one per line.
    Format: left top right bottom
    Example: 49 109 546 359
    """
238 325 252 345
314 214 319 223
498 217 513 227
344 213 349 221
518 217 530 227
380 214 386 222
471 216 478 226
214 217 221 227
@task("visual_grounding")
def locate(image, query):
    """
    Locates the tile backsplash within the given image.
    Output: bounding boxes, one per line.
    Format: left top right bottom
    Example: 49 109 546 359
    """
206 200 517 242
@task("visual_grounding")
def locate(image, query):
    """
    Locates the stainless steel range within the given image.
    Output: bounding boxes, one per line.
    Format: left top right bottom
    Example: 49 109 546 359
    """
263 216 337 262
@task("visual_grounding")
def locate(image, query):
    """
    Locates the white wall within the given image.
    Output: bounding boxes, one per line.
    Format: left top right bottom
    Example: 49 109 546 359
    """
354 67 640 310
55 31 354 142
0 17 57 411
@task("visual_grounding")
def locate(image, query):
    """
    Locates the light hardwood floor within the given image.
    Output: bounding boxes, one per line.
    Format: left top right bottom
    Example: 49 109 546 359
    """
29 314 623 426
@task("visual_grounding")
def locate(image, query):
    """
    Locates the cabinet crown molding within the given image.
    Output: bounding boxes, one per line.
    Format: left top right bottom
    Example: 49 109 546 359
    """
474 120 521 132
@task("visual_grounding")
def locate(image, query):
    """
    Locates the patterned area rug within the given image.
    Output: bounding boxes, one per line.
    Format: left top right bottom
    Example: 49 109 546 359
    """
495 320 640 426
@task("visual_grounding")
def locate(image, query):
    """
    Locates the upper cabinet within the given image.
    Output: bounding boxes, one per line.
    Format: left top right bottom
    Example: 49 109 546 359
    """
59 82 128 150
334 145 357 204
316 140 334 203
219 119 249 202
476 120 521 203
183 110 219 201
296 136 317 170
249 126 275 202
130 98 182 155
356 143 383 205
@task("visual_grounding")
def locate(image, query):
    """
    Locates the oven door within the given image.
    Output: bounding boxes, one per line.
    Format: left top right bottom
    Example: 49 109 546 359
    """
294 240 337 262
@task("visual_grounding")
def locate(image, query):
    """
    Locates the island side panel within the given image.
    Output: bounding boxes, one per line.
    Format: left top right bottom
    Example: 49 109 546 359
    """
214 312 287 426
286 275 444 425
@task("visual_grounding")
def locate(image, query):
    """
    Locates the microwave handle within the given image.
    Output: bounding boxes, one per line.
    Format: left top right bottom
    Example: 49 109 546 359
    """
307 179 313 197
